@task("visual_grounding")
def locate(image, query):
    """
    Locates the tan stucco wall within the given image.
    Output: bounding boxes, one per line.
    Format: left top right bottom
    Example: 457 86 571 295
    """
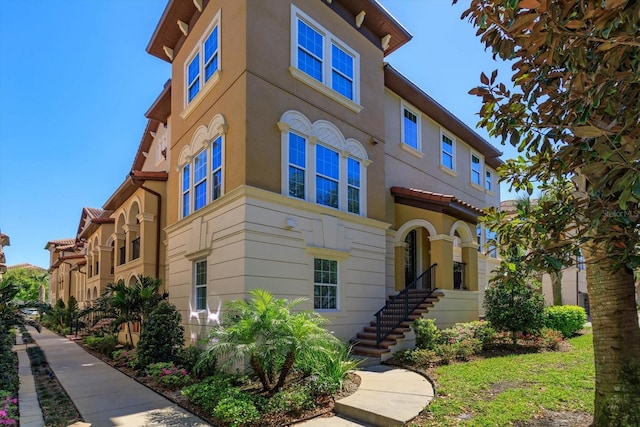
541 267 587 307
423 290 480 329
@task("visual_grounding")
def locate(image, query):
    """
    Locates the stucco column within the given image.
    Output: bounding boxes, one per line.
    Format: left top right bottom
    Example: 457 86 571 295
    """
122 224 139 261
111 233 125 267
429 234 454 290
394 242 405 292
137 213 156 264
461 243 479 291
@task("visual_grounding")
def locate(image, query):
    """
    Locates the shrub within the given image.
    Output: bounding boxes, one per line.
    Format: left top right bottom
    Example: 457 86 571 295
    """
137 302 184 369
296 341 359 395
544 305 587 337
112 349 138 369
0 392 18 426
84 335 117 356
147 362 191 390
182 375 236 414
412 318 440 350
394 348 438 369
435 344 456 365
265 387 315 415
213 394 261 427
438 321 497 349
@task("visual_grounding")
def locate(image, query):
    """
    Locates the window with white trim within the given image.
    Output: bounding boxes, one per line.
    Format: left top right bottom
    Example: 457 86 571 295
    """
402 105 419 150
485 170 493 191
181 135 224 218
280 111 369 216
185 13 220 105
291 6 360 103
441 133 455 170
471 153 482 185
194 260 207 311
314 258 338 310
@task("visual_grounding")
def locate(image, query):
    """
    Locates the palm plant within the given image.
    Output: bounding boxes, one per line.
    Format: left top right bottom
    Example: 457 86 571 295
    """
0 281 45 332
197 289 343 394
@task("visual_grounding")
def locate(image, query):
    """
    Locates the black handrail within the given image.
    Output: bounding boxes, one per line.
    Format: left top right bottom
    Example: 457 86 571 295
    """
374 264 437 345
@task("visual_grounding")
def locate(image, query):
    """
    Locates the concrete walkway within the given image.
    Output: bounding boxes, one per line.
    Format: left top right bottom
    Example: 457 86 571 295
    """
13 335 45 427
27 327 209 427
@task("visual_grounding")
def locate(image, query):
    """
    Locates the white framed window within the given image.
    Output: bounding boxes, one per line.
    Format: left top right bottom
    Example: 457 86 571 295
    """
184 11 221 106
485 170 493 191
471 153 482 186
194 260 207 311
314 258 338 310
279 111 369 216
401 102 420 150
181 135 225 218
441 132 455 170
291 6 360 106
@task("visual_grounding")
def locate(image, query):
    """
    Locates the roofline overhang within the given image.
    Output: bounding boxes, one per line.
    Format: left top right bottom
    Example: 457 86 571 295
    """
103 171 168 211
384 64 503 169
391 186 485 224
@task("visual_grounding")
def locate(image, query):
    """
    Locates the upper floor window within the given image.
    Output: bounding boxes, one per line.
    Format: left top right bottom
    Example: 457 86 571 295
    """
184 11 221 106
291 6 360 107
279 110 370 216
178 115 227 219
194 259 207 311
401 104 420 150
476 225 482 253
471 153 482 185
441 133 455 170
485 170 493 191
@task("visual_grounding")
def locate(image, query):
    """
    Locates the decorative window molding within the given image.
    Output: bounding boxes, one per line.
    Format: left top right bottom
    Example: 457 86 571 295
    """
182 10 221 115
177 114 227 219
278 110 370 216
290 5 361 111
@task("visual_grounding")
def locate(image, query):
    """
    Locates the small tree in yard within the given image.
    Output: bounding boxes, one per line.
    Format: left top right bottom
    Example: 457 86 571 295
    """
137 301 184 369
457 0 640 423
484 248 546 343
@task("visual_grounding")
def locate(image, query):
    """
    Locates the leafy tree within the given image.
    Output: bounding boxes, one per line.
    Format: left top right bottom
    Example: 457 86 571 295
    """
137 301 184 369
198 289 339 393
484 247 546 342
0 267 48 302
0 281 43 332
458 0 640 423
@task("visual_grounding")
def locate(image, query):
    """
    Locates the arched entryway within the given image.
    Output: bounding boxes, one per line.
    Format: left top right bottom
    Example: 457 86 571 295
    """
395 220 437 291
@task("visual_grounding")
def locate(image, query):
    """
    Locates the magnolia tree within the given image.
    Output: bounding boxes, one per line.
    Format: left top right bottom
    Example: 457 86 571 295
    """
456 0 640 424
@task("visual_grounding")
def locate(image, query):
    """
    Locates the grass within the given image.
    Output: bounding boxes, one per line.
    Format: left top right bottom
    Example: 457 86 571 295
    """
412 332 595 426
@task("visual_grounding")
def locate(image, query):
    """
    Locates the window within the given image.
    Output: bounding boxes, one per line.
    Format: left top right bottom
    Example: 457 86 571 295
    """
477 225 482 253
280 110 369 216
314 258 338 310
184 13 221 106
119 246 126 265
194 260 207 311
471 154 482 185
291 6 360 105
402 106 419 150
181 135 224 218
131 237 140 260
485 228 497 258
441 134 454 169
95 261 99 276
485 170 493 191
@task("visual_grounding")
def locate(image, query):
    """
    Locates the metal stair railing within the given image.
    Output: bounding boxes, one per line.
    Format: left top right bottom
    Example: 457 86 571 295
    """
374 264 437 345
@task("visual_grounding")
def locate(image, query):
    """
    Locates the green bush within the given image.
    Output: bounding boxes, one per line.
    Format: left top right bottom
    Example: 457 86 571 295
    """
213 394 261 427
0 332 18 394
394 348 438 369
137 302 184 369
544 305 587 337
439 321 497 349
178 346 216 379
182 375 236 414
412 318 440 350
84 335 117 356
147 362 191 390
265 387 315 415
112 349 138 369
296 341 359 395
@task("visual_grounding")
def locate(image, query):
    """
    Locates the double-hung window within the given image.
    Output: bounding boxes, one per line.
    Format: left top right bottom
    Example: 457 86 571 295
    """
314 258 338 310
485 170 493 191
291 6 360 107
194 260 207 311
471 154 482 186
347 158 361 214
288 133 306 199
180 135 224 218
402 106 419 150
316 145 340 208
441 133 455 170
184 12 221 107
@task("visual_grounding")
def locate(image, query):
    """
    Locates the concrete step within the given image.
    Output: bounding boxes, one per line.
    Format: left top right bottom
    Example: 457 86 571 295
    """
350 345 390 357
356 332 404 341
350 339 396 349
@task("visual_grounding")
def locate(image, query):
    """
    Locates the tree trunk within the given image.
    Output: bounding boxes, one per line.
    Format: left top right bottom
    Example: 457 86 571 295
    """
273 349 296 394
250 355 271 392
584 243 640 426
550 270 563 306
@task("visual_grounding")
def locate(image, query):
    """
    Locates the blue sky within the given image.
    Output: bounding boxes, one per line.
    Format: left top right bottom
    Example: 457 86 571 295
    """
0 0 518 269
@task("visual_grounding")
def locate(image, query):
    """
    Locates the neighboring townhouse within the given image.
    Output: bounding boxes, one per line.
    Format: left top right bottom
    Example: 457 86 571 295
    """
0 233 8 280
145 0 502 356
500 199 590 315
45 239 86 306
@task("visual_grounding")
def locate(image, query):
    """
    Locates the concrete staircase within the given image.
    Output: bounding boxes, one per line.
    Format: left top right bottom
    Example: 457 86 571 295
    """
350 289 444 361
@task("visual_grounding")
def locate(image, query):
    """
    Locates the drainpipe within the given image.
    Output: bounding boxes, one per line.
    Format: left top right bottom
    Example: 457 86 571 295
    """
131 175 162 279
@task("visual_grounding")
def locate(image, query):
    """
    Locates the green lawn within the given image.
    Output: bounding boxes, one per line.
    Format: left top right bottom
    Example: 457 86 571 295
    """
413 332 595 426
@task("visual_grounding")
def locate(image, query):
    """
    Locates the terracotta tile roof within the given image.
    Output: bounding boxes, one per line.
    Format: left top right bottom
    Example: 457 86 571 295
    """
391 186 485 223
45 239 76 249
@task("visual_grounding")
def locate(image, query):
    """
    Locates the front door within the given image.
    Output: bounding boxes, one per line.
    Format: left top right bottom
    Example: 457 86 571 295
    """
404 230 417 287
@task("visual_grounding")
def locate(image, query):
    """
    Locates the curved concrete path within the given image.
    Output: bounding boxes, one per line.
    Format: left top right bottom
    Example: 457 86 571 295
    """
26 327 209 427
298 365 434 426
